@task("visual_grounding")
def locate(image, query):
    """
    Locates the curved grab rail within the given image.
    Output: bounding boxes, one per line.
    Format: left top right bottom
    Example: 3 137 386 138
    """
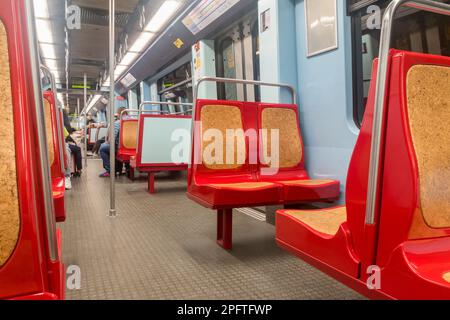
139 101 193 111
25 0 58 261
193 76 297 105
119 108 171 121
365 0 450 225
40 65 66 175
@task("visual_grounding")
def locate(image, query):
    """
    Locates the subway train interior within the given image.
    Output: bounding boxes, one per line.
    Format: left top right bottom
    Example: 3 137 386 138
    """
1 0 450 304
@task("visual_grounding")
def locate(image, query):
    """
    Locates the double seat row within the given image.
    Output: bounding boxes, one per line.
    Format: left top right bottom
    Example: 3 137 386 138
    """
187 100 340 248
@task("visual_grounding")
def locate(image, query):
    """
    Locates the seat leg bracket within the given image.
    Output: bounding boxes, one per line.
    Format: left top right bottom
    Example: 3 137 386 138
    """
217 209 233 250
148 172 155 194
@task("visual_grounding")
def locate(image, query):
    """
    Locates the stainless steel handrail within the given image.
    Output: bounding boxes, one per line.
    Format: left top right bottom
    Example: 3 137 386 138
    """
193 76 297 105
139 101 194 111
25 0 58 261
40 65 66 174
365 0 450 225
158 78 193 95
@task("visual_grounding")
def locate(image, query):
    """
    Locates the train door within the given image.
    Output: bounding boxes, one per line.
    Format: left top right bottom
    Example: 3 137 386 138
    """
216 14 260 102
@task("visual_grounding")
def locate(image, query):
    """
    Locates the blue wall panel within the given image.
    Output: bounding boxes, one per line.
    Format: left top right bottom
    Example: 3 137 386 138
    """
294 0 358 200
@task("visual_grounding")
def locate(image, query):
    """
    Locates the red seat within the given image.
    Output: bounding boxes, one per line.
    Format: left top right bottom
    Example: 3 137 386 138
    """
43 91 66 223
276 50 450 299
117 117 138 180
188 101 282 208
117 118 138 163
187 99 340 249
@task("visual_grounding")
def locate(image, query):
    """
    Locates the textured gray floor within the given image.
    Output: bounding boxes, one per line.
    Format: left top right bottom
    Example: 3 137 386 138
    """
60 159 363 300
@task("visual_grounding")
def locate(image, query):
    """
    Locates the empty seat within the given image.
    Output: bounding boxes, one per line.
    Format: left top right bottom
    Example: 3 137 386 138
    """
188 99 340 249
258 105 340 203
117 118 138 180
188 101 282 210
117 118 138 162
276 50 450 299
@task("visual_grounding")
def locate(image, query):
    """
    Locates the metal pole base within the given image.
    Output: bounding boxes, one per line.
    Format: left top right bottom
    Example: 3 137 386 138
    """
108 209 117 218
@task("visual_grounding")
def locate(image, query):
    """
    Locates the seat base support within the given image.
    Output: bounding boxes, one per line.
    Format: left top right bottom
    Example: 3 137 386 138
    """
217 209 233 250
127 167 135 181
148 172 155 194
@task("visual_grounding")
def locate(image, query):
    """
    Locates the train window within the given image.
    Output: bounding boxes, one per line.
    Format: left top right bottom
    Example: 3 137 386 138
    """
350 0 450 126
0 19 20 268
157 62 193 113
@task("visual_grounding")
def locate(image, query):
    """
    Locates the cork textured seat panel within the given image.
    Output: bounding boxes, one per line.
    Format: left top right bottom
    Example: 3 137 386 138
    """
284 207 347 236
444 272 450 283
0 21 20 267
201 105 246 171
122 121 138 150
44 99 55 166
260 108 302 169
407 64 450 228
259 107 340 202
188 102 282 209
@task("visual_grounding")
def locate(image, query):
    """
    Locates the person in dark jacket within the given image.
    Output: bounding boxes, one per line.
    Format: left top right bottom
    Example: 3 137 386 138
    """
63 110 83 176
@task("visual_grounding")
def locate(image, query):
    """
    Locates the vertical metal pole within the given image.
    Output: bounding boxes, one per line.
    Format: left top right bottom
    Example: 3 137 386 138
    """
109 0 116 217
84 73 88 168
77 98 80 130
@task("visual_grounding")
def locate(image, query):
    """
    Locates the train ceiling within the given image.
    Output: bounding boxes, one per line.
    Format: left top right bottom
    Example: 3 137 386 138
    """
35 0 257 115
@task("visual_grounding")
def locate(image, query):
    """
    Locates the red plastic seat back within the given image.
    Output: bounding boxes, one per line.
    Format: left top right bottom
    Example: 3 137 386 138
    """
43 91 64 179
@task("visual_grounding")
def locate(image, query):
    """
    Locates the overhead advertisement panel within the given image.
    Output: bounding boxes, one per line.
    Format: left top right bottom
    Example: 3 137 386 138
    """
182 0 240 35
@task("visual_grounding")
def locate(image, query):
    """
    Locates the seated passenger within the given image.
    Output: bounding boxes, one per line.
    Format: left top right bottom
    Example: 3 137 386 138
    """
63 110 83 177
99 107 127 178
